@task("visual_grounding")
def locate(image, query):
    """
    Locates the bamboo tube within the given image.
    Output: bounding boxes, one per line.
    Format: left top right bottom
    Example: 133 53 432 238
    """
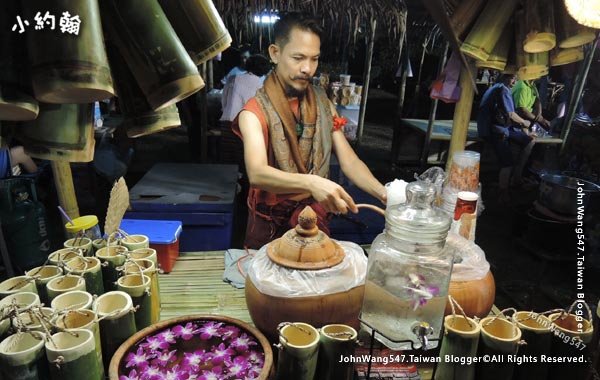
513 311 552 380
0 331 48 380
64 257 104 296
26 265 63 305
276 322 320 380
120 235 149 251
16 307 54 333
555 0 596 48
63 237 93 257
460 0 519 61
315 324 357 380
93 291 137 372
24 0 114 103
547 311 594 380
450 0 487 39
550 46 584 66
95 246 128 292
123 259 161 324
158 0 233 65
105 41 181 138
476 317 522 380
54 310 104 380
130 248 158 267
117 274 152 331
523 0 556 53
476 22 513 71
515 11 549 81
46 275 86 303
446 63 475 172
0 0 38 121
435 315 481 380
100 0 204 111
51 290 93 312
46 329 103 380
48 248 80 266
0 276 37 298
0 292 40 313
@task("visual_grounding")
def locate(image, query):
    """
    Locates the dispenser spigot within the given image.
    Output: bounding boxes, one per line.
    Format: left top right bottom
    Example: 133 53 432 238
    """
411 321 434 350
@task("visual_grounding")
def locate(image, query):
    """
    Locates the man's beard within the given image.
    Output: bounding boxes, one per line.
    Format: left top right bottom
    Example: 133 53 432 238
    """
284 82 307 99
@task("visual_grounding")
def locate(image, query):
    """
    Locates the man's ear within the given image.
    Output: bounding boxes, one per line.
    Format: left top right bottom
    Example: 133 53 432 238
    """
268 44 280 65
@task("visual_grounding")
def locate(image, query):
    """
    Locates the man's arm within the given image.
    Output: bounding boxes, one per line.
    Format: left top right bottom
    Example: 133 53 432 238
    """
237 110 357 213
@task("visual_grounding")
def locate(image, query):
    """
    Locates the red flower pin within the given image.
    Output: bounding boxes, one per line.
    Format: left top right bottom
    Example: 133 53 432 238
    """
333 116 347 131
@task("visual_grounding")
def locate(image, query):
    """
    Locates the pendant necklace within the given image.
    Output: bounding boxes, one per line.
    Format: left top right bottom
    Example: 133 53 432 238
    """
293 104 303 137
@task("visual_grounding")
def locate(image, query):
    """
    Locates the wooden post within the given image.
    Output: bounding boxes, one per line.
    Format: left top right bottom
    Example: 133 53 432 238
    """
561 38 598 153
420 42 449 168
207 59 214 91
199 62 208 163
356 17 377 146
446 61 476 172
51 161 80 222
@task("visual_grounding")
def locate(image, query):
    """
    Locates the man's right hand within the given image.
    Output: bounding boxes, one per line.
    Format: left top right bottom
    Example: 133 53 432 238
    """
308 175 358 214
521 120 531 129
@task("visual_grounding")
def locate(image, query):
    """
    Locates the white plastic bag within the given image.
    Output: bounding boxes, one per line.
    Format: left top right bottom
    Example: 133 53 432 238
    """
445 232 490 281
246 240 367 297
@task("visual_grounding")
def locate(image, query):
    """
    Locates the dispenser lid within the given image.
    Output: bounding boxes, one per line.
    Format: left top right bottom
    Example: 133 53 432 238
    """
386 181 451 236
65 215 99 233
267 206 345 270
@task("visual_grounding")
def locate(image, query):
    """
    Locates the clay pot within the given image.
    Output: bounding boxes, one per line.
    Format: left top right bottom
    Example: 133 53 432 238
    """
445 271 495 318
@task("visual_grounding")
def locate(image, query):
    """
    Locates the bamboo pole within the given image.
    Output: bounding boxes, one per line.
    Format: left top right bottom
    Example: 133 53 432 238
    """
207 59 214 91
450 0 486 39
446 61 475 172
356 17 376 146
561 38 598 153
421 42 449 168
199 62 208 163
51 161 80 223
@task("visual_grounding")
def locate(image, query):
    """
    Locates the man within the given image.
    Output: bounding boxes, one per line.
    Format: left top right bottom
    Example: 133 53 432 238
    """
234 12 386 249
0 145 37 178
512 79 551 131
221 46 252 86
477 74 532 201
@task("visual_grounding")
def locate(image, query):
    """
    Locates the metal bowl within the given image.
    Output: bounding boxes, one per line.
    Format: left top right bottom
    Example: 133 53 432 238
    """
538 174 600 215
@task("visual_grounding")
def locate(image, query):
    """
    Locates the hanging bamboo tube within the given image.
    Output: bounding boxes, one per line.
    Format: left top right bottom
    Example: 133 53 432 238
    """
555 0 596 48
100 0 204 111
18 103 95 163
158 0 233 65
523 0 556 53
460 0 519 61
0 0 38 121
503 43 518 74
515 11 549 81
550 46 584 66
24 0 114 104
476 22 513 71
450 0 487 39
105 42 181 138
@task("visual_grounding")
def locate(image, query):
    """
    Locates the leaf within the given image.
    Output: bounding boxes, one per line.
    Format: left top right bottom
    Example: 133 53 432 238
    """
104 177 130 236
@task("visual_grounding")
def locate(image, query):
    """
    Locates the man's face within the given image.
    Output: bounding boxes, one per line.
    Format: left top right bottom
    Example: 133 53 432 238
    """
240 51 250 68
269 27 320 97
505 75 516 88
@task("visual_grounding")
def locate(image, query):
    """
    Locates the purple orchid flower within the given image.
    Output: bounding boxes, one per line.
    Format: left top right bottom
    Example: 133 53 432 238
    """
139 365 163 380
229 333 258 352
197 366 223 380
157 328 178 345
152 349 177 368
224 356 250 378
244 350 265 366
119 369 140 380
198 322 223 340
219 325 240 341
173 322 200 341
141 335 170 352
405 273 440 311
211 343 235 365
125 347 152 369
163 365 190 380
182 349 209 370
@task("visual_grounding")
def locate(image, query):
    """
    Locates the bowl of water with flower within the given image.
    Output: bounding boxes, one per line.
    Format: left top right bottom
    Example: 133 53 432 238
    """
109 315 273 380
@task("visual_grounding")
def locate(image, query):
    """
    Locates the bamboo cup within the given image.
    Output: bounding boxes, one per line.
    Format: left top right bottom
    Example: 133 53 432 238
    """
460 0 520 61
550 47 584 66
51 290 93 312
64 237 93 257
0 331 48 380
315 324 357 380
0 292 41 313
275 322 320 380
476 316 523 380
48 248 81 266
515 10 549 80
0 276 38 298
64 257 104 296
26 265 63 305
54 310 104 380
117 274 153 331
476 22 513 71
46 329 102 380
16 307 55 334
523 0 556 53
547 308 594 380
512 311 553 380
96 245 128 292
120 235 149 251
93 291 137 372
130 248 158 267
435 315 481 380
123 259 161 324
46 275 86 303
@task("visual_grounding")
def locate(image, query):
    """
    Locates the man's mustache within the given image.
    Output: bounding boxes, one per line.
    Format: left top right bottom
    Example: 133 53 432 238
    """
293 76 311 81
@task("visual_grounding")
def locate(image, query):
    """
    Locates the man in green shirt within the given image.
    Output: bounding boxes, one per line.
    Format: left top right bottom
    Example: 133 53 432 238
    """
511 79 551 130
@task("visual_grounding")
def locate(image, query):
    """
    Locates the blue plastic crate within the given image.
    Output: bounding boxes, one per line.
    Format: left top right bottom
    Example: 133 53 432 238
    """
119 219 182 244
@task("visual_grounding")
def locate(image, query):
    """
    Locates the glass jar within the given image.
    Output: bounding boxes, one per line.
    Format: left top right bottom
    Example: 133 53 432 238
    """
65 215 102 241
361 181 453 350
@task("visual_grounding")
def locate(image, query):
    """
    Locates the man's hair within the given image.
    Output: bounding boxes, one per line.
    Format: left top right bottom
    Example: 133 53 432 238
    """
273 12 323 47
245 54 271 77
497 73 515 84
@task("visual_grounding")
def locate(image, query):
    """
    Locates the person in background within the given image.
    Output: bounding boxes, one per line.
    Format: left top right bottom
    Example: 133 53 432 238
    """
220 45 252 86
512 79 551 131
220 54 271 122
0 145 37 178
233 12 386 249
477 73 533 203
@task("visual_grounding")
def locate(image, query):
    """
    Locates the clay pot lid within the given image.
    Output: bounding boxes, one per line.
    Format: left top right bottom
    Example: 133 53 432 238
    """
267 206 345 270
